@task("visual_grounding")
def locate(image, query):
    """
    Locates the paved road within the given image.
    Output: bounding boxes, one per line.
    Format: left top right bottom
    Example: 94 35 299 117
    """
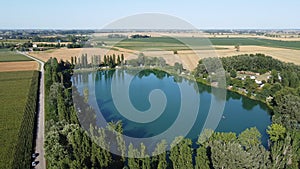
18 52 46 169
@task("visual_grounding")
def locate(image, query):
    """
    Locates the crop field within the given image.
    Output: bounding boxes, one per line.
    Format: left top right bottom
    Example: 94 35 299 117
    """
29 47 138 62
209 38 300 50
92 36 300 50
92 32 300 41
94 37 212 51
0 61 39 72
29 36 300 71
0 49 33 62
109 37 300 50
0 71 39 169
29 45 300 71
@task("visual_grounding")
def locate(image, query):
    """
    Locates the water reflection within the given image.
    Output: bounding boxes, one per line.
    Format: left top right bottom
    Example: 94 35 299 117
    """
73 69 271 147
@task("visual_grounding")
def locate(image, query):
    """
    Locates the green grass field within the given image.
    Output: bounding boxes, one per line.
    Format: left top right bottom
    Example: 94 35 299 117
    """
209 38 300 49
0 71 38 169
95 37 300 51
0 49 33 62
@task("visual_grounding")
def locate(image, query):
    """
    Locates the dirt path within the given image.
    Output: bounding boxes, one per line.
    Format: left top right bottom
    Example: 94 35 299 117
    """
18 52 46 169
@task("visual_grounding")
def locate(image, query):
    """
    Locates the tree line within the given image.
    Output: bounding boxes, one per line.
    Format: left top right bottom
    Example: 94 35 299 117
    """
127 53 166 67
0 42 16 50
32 35 89 43
71 53 125 69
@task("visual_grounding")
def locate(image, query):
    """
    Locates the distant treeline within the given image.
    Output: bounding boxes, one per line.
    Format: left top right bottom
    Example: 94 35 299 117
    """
108 34 128 38
130 34 151 38
0 42 16 49
0 30 95 39
32 35 89 43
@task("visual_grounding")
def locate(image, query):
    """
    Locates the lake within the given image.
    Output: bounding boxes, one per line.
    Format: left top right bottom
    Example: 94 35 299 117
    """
72 69 271 148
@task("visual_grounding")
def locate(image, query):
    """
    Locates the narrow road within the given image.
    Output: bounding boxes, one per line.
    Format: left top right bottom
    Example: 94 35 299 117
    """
18 52 46 169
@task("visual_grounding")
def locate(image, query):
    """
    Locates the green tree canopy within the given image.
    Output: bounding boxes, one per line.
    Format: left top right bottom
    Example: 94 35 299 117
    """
267 124 286 142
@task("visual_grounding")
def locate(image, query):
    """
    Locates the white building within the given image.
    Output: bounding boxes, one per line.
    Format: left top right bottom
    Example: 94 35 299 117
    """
255 80 262 85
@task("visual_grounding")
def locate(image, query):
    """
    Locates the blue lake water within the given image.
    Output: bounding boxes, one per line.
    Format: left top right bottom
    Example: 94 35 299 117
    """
72 69 271 147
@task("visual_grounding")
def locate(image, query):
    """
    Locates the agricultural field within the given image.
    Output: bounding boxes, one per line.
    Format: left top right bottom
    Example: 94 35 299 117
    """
0 61 39 72
209 37 300 49
92 33 300 48
0 49 33 62
29 47 138 62
108 37 300 50
92 32 300 41
204 34 300 41
210 45 300 64
169 45 300 70
26 34 300 71
0 71 39 169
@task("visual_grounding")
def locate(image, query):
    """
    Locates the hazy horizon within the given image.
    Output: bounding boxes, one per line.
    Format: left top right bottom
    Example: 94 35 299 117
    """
1 0 299 29
2 28 299 30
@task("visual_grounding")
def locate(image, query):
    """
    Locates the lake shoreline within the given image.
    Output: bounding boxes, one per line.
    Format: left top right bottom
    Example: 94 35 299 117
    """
73 66 274 112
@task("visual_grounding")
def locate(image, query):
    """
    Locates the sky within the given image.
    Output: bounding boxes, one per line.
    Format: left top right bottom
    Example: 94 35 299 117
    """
0 0 299 29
